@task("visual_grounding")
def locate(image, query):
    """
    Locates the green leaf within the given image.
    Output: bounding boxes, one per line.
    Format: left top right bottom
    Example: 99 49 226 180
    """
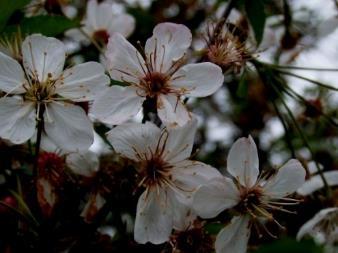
236 71 248 98
0 0 31 31
3 15 79 37
254 238 324 253
244 0 266 46
204 222 224 235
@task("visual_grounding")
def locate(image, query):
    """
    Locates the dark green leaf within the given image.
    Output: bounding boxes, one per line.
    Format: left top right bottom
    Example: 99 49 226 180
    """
3 15 79 37
0 0 31 31
236 71 248 98
254 238 324 253
204 222 224 235
244 0 266 46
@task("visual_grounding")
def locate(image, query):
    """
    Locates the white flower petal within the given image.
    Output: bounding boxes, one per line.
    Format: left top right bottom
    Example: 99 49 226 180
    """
55 62 110 102
89 0 113 30
157 94 191 127
134 189 173 244
171 62 224 97
0 97 35 144
66 151 99 177
297 207 338 241
39 132 59 153
108 13 135 38
215 216 250 253
171 160 223 203
107 122 161 161
145 23 192 73
91 85 145 125
22 34 66 82
65 28 89 43
193 177 240 219
172 201 196 231
263 159 306 199
297 171 338 196
227 136 259 188
44 102 94 152
105 33 146 84
85 0 99 30
0 52 26 94
162 117 198 163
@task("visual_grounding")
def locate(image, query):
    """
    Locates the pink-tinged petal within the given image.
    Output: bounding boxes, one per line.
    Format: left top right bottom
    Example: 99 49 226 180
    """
22 34 66 82
162 117 198 163
171 160 223 203
171 62 224 97
91 85 145 125
81 193 106 223
105 33 146 84
44 102 94 152
134 188 173 244
263 159 306 199
36 178 57 218
66 151 99 177
106 122 161 161
227 136 259 188
193 177 240 219
55 62 110 102
108 14 135 38
0 52 26 94
0 97 35 144
145 22 192 73
215 216 250 253
297 171 338 196
157 94 191 127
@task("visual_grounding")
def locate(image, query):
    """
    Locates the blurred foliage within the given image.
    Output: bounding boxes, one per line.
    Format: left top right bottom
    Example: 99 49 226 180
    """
3 15 79 37
253 238 324 253
0 0 30 31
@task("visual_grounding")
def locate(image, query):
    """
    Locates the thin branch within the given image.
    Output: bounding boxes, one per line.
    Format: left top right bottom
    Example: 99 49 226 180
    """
276 70 338 91
269 82 332 196
281 85 338 127
271 99 296 157
262 63 338 72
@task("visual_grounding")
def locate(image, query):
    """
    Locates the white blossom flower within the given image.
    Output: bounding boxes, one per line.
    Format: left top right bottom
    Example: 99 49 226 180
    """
66 151 99 178
66 0 135 45
107 118 222 244
297 170 338 196
297 207 338 253
0 34 110 151
92 22 224 127
192 136 306 253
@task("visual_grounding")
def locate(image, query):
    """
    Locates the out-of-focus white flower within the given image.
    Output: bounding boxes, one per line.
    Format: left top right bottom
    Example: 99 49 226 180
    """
66 0 135 45
192 136 306 253
297 207 338 253
66 151 99 178
297 171 338 196
92 22 224 127
0 34 110 151
107 118 222 244
25 0 71 17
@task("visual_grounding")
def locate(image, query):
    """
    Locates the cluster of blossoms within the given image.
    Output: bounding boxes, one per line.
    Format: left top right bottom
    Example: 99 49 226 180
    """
0 2 322 252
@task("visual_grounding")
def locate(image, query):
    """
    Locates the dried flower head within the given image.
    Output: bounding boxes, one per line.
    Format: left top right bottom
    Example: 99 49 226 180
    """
204 21 251 73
